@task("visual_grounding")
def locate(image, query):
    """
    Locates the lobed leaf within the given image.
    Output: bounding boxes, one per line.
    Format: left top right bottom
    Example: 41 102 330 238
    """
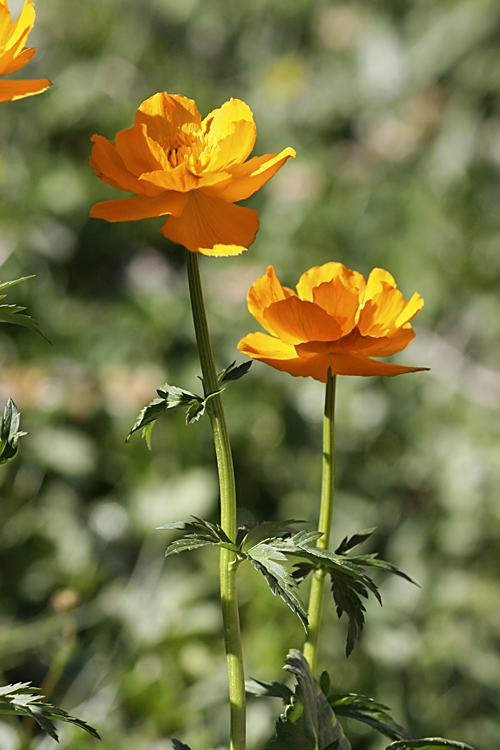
238 520 305 550
246 678 294 703
0 399 27 464
385 741 476 750
270 531 413 656
0 682 100 741
160 517 240 558
247 543 308 629
217 360 252 383
328 692 411 741
266 650 350 750
0 277 48 340
335 529 376 555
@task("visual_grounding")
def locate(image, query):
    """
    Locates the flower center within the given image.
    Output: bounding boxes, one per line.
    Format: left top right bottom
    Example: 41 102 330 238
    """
161 130 211 174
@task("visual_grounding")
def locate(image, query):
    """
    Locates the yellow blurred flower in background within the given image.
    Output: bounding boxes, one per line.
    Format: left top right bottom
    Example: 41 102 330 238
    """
238 263 428 381
90 92 296 256
0 0 51 102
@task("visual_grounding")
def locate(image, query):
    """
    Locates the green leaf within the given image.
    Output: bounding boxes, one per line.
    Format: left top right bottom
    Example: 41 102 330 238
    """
126 383 201 443
385 741 476 750
247 542 308 629
160 517 240 557
328 692 411 741
335 529 376 555
270 531 413 656
217 360 252 383
237 520 305 550
172 740 192 750
0 399 27 464
0 682 100 741
0 276 48 340
246 678 294 702
266 650 350 750
156 383 198 405
185 399 205 424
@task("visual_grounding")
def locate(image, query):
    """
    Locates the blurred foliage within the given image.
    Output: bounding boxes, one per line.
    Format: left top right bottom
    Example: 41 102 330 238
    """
0 0 499 748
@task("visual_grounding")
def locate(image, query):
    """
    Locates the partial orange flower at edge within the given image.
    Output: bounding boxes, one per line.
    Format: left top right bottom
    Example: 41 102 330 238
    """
0 0 51 103
89 92 296 256
238 263 429 382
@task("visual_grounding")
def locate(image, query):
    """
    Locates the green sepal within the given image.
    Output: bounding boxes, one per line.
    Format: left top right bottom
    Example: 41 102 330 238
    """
327 691 411 741
385 741 476 750
266 650 350 750
0 399 27 464
0 682 100 741
0 277 49 341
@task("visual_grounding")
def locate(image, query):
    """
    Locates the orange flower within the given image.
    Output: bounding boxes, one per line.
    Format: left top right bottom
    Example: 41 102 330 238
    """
0 0 51 103
89 93 296 256
238 263 428 381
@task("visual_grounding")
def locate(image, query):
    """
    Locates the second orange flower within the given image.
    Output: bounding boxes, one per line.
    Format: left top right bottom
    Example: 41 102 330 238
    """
90 93 295 256
238 263 428 381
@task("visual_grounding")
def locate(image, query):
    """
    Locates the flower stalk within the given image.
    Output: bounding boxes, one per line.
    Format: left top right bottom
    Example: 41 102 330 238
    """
185 249 246 750
303 369 336 675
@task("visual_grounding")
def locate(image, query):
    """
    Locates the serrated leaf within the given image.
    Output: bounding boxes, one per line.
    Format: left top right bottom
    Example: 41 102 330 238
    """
186 399 205 424
0 277 48 341
142 421 155 450
238 520 305 550
156 383 198 406
247 543 308 629
335 529 376 555
328 692 411 741
218 360 252 383
0 276 35 293
271 531 413 656
0 682 100 741
385 741 476 750
319 671 330 697
246 678 294 702
127 383 203 443
161 517 240 557
266 650 350 750
346 554 416 585
0 399 27 464
126 397 169 443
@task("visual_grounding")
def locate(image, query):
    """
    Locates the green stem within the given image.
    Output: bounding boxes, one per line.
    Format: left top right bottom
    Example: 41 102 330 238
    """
185 250 245 750
303 370 336 675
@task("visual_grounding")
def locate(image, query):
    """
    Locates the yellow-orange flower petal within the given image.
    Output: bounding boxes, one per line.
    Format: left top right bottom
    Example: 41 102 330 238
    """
90 192 188 223
263 297 342 345
296 262 366 302
248 266 296 335
90 92 295 255
217 148 297 203
0 0 51 102
160 191 259 256
135 93 201 142
238 263 428 382
203 98 256 170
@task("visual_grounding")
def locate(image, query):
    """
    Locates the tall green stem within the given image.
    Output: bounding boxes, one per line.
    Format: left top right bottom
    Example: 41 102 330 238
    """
303 370 336 675
185 250 245 750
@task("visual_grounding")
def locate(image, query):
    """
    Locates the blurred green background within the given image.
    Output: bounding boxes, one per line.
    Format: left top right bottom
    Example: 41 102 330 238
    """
0 0 499 748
